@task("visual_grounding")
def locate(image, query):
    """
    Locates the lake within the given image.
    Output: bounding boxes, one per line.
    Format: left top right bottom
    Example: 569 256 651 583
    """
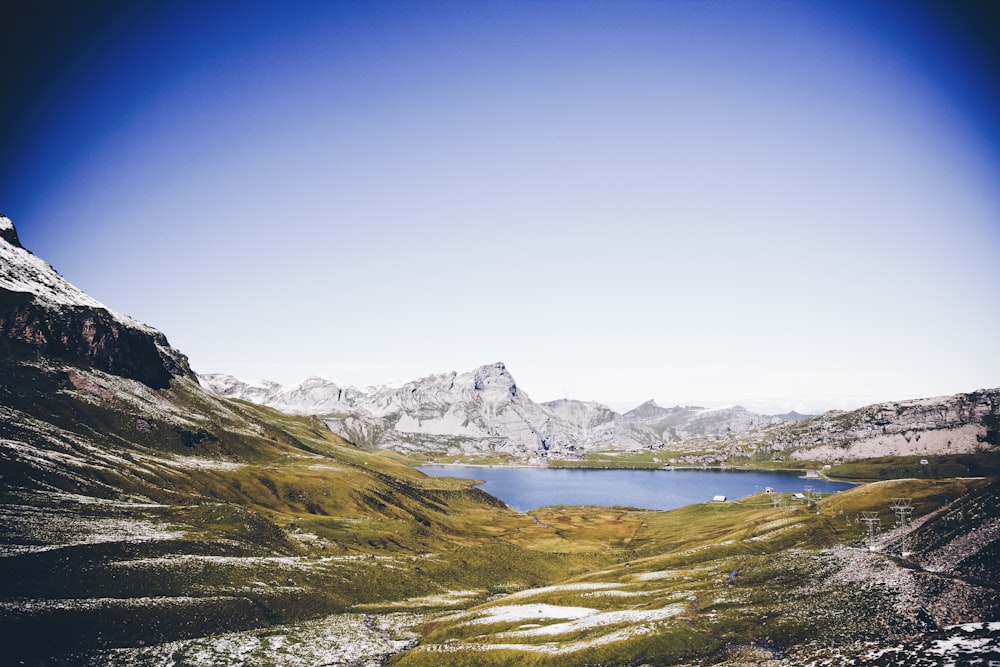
418 465 855 512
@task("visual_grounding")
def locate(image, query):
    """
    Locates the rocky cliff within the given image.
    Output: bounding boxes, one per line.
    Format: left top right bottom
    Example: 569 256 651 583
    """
665 388 1000 465
775 389 1000 461
0 216 192 388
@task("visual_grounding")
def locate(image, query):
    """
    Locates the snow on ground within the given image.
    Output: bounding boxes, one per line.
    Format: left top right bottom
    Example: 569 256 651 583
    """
581 589 649 598
470 603 596 624
0 596 242 612
0 503 185 556
857 620 1000 665
497 582 620 600
373 590 482 609
71 611 422 667
422 621 670 655
494 604 685 638
171 455 246 471
111 554 305 568
0 227 149 330
635 565 714 581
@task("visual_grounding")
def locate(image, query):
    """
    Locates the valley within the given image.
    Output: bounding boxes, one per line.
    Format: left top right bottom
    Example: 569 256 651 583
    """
2 215 999 665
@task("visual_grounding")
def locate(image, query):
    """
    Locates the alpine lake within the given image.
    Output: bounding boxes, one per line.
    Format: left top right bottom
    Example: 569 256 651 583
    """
417 465 855 512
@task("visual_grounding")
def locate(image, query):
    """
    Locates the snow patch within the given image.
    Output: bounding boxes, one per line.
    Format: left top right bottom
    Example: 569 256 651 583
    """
469 604 596 624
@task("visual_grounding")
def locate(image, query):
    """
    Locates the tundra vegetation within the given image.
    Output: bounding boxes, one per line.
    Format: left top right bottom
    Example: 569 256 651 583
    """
2 347 999 666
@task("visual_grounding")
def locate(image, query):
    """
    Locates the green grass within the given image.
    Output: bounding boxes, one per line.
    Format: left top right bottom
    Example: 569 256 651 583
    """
386 478 997 666
3 353 999 664
825 452 1000 480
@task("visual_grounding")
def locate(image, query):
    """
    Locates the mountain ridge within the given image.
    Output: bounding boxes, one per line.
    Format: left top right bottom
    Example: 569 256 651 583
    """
201 367 1000 466
200 365 815 457
0 215 192 388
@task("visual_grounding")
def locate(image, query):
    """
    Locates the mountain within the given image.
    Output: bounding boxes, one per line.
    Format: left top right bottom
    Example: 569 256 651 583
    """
622 399 801 441
0 215 191 388
202 364 665 456
201 371 810 457
202 360 998 472
662 387 1000 469
623 399 705 439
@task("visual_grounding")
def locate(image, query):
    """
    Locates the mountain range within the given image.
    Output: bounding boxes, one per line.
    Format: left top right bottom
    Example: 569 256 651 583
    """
200 367 999 468
199 367 811 457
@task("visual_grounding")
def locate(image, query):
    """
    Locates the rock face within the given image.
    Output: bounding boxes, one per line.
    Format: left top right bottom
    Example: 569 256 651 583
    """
665 389 1000 464
541 399 659 452
674 405 787 441
0 216 192 389
775 390 1000 462
624 400 791 442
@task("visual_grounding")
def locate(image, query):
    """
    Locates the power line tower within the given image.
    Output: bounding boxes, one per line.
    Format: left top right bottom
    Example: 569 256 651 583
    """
860 511 881 551
890 498 914 556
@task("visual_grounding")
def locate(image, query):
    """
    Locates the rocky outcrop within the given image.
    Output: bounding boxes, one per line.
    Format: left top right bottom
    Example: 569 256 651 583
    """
623 400 704 441
624 399 803 442
541 399 659 451
0 295 190 389
0 216 192 389
0 214 22 248
674 405 787 441
669 389 1000 464
775 390 1000 461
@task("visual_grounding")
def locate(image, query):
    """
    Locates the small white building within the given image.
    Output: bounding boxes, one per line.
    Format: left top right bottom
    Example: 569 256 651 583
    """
711 495 727 503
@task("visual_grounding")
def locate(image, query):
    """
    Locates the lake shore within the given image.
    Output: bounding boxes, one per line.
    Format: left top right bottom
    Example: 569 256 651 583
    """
417 465 856 512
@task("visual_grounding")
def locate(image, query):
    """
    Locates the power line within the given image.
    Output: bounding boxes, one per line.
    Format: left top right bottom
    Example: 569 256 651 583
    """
890 498 914 556
860 511 881 551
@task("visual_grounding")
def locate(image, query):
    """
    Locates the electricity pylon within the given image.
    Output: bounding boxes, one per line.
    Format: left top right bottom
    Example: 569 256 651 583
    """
860 511 881 551
891 498 914 555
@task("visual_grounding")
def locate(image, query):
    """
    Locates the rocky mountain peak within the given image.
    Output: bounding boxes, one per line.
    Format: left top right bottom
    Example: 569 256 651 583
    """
473 361 517 396
0 215 22 248
0 215 193 388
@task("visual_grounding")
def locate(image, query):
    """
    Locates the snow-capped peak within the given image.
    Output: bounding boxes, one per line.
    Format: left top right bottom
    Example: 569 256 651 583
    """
0 217 150 331
1 215 23 249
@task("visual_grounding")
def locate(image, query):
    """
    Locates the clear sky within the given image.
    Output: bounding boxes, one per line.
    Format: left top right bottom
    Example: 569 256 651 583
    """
2 1 999 413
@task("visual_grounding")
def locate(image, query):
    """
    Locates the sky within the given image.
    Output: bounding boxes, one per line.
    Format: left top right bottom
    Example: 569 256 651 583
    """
2 1 999 413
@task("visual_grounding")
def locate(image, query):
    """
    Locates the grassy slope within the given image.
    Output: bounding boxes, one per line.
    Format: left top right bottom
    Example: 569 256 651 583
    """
0 356 609 660
391 478 1000 667
2 351 998 664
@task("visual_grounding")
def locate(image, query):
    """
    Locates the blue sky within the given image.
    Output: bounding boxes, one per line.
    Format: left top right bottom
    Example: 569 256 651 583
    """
3 1 999 412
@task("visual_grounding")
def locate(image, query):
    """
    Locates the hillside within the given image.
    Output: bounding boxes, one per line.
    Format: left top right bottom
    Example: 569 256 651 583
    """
659 389 1000 475
0 217 581 660
392 477 1000 666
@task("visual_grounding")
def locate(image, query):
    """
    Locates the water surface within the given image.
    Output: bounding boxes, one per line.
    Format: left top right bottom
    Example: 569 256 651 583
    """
418 466 854 512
